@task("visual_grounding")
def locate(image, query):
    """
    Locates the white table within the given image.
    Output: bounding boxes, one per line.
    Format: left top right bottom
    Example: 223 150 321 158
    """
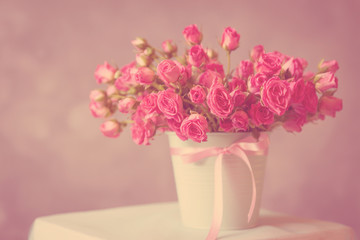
29 202 355 240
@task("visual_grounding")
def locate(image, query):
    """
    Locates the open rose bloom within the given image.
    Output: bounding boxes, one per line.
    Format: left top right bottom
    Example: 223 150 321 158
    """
90 24 342 144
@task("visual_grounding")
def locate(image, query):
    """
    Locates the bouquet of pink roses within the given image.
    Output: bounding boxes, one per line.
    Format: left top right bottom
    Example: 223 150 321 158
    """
89 24 342 145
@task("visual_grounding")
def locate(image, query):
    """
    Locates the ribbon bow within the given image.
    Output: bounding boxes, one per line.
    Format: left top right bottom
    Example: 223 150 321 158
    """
171 133 269 240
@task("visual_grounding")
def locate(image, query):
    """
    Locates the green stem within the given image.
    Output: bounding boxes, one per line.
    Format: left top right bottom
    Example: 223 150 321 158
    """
227 50 231 76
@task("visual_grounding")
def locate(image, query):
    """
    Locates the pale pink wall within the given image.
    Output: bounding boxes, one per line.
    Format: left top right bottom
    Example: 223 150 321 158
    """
1 0 359 239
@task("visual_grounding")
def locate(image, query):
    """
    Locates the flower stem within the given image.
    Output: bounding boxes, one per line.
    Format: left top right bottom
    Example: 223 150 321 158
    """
227 50 231 76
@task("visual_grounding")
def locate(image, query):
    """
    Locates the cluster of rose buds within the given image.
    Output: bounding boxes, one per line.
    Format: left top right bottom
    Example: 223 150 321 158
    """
89 24 342 144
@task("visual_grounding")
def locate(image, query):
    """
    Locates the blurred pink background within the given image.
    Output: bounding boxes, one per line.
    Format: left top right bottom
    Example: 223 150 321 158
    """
1 0 359 239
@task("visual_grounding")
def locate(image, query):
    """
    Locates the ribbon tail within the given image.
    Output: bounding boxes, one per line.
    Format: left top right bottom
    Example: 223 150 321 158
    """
206 154 223 240
237 150 257 223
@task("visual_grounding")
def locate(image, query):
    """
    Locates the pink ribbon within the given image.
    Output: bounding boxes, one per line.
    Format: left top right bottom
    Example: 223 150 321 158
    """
171 133 269 240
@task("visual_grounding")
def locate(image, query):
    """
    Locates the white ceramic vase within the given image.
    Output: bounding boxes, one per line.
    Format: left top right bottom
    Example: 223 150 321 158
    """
167 132 268 230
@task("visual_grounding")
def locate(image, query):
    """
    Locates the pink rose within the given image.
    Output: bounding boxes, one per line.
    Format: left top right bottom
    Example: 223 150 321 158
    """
303 72 315 82
250 45 264 62
261 77 292 116
207 83 234 118
89 101 113 118
236 60 254 80
157 89 183 121
174 61 190 85
272 51 290 63
140 93 159 114
282 58 305 80
229 77 247 92
180 114 208 143
94 62 117 84
189 85 206 104
219 118 233 132
198 70 222 88
230 89 246 107
89 90 107 104
315 72 338 93
231 110 249 132
114 61 137 91
183 24 202 45
289 78 305 104
319 96 342 117
318 60 339 73
249 103 274 126
157 59 181 85
131 119 155 145
118 97 136 113
100 120 122 138
135 67 155 85
162 40 177 54
188 45 208 67
221 27 240 51
282 106 307 133
136 53 152 67
247 73 268 94
205 62 225 78
256 52 282 76
302 82 318 114
167 113 188 141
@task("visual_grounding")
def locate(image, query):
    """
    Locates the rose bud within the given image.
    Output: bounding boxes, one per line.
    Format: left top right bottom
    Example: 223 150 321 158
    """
89 89 107 104
206 48 218 60
100 120 122 138
250 45 264 62
136 53 152 67
135 67 155 85
188 45 209 67
162 40 177 54
318 59 339 73
89 101 112 118
131 37 148 50
319 96 342 117
183 24 203 45
221 27 240 51
106 85 118 97
157 59 181 85
94 61 117 84
282 58 304 80
143 47 155 57
315 72 338 93
189 85 206 104
118 97 137 114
